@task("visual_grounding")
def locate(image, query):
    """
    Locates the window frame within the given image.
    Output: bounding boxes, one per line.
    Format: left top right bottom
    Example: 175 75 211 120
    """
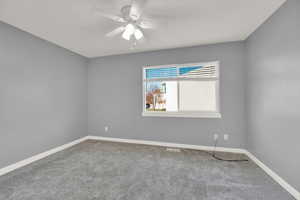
142 61 221 118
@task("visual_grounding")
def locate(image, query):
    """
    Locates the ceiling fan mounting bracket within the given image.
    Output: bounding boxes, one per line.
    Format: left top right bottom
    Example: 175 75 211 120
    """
121 5 134 22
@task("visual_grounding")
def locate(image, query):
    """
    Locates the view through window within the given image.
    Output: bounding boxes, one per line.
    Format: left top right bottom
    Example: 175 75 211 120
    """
143 62 220 118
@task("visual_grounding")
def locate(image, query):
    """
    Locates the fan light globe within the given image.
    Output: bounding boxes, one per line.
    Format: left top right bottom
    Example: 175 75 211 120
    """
122 24 135 40
134 28 143 40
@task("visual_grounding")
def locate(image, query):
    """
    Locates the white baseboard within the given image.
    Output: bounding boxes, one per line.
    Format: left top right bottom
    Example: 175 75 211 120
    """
0 135 298 200
245 151 300 200
86 135 246 154
0 136 89 177
0 135 243 178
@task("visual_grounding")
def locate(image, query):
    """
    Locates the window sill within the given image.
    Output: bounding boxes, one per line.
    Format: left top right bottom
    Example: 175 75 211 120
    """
142 112 222 118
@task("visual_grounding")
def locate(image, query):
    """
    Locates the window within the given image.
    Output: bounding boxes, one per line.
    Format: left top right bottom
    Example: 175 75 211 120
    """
142 61 221 118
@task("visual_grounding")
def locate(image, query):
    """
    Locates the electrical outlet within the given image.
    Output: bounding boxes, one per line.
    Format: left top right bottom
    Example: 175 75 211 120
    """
104 126 109 132
224 134 229 141
214 134 219 141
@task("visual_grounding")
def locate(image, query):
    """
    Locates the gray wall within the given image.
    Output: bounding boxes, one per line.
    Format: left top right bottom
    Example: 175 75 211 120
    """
88 42 247 148
246 0 300 191
0 22 88 168
1 0 299 192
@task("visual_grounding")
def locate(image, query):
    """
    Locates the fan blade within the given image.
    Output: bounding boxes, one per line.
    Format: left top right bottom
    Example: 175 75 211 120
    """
138 20 156 29
105 26 125 37
130 0 147 20
98 12 126 23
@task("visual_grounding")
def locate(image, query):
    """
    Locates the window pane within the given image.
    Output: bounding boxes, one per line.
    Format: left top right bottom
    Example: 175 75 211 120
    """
179 81 217 111
179 65 217 78
146 67 177 79
165 81 178 111
145 81 178 112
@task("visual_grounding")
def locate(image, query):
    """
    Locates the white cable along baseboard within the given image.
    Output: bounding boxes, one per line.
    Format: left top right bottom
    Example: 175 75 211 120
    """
0 135 298 199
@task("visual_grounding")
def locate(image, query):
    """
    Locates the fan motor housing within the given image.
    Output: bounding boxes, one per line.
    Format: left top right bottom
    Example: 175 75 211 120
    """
121 5 132 21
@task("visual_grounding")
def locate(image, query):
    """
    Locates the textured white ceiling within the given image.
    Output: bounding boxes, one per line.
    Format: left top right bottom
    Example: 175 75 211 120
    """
0 0 286 58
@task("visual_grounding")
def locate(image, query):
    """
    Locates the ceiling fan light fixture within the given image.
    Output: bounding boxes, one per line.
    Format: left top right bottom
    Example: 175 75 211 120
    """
122 23 135 40
134 28 143 40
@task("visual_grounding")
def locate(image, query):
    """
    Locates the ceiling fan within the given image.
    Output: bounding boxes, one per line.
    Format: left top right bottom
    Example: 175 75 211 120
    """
98 0 155 41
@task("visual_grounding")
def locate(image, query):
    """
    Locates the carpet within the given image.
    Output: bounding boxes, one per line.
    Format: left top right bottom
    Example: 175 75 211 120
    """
0 140 294 200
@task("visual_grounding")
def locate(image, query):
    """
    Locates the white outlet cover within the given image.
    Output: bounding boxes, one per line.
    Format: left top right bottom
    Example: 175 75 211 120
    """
214 134 219 140
104 126 109 132
224 134 229 140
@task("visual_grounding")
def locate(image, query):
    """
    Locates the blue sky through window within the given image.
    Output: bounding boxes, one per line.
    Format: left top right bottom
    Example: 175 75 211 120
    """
146 67 177 79
145 66 205 79
179 66 202 75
